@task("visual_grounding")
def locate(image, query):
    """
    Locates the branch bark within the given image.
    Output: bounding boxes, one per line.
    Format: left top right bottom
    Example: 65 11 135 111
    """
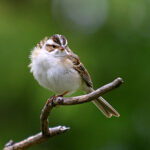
3 77 123 150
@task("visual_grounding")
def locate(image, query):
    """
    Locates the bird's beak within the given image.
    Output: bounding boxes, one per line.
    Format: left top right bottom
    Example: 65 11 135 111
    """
59 45 65 51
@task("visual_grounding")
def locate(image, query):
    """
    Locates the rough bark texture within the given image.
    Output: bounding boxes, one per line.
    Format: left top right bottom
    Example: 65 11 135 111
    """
3 77 123 150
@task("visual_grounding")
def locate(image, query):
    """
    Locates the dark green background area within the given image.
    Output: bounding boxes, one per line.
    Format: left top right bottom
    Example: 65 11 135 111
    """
0 0 150 150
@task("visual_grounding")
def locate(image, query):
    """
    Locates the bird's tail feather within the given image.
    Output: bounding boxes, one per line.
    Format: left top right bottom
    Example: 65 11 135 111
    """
87 88 120 118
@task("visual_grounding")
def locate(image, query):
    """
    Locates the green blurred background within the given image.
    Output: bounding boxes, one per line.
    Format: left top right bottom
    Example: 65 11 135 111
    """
0 0 150 149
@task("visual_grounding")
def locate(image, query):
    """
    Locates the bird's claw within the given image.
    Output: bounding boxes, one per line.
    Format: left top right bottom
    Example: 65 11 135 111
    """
46 95 56 105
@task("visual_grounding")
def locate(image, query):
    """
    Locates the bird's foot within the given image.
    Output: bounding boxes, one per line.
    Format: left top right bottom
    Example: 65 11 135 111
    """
46 95 56 106
46 91 69 106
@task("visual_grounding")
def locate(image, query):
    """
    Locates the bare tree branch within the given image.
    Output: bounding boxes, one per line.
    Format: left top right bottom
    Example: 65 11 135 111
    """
53 77 123 105
3 77 123 150
4 126 69 150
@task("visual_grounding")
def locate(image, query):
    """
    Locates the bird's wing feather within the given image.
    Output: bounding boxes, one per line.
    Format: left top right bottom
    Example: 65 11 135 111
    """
66 50 120 118
66 50 93 88
74 62 93 88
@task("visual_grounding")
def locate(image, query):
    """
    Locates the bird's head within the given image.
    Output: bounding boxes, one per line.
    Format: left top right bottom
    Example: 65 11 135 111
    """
43 34 69 57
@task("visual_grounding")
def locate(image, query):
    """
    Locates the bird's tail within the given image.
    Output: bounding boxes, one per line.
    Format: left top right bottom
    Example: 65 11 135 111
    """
87 88 120 118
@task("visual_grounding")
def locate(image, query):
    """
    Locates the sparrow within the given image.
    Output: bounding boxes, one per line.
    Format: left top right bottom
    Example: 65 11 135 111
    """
29 34 120 118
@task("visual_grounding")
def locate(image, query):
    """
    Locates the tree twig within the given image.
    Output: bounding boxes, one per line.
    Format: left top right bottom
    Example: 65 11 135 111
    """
3 77 123 150
3 126 69 150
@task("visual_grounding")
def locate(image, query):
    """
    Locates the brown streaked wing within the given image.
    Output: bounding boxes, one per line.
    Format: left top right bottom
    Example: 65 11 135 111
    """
67 53 93 88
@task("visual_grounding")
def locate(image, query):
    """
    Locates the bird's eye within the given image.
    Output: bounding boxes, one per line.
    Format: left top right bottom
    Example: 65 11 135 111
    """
45 44 54 52
52 45 56 48
45 44 58 52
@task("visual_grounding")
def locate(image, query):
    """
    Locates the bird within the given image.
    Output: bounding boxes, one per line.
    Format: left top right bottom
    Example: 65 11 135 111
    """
29 34 120 118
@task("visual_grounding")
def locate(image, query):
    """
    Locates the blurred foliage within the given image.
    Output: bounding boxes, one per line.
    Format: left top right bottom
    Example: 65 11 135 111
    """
0 0 150 150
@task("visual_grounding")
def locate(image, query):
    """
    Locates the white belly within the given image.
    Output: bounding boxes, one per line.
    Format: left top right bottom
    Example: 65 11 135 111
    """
41 66 81 94
31 50 82 95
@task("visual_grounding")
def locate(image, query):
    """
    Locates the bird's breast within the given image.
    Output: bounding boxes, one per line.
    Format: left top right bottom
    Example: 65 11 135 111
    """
31 51 82 95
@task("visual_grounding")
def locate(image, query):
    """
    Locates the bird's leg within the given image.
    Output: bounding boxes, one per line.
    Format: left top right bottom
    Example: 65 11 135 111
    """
58 91 69 97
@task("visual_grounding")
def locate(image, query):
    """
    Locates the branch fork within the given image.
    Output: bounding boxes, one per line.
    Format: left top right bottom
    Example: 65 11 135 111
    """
3 77 123 150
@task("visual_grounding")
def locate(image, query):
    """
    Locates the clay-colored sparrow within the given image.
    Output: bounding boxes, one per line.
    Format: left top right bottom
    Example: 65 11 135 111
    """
29 34 120 118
